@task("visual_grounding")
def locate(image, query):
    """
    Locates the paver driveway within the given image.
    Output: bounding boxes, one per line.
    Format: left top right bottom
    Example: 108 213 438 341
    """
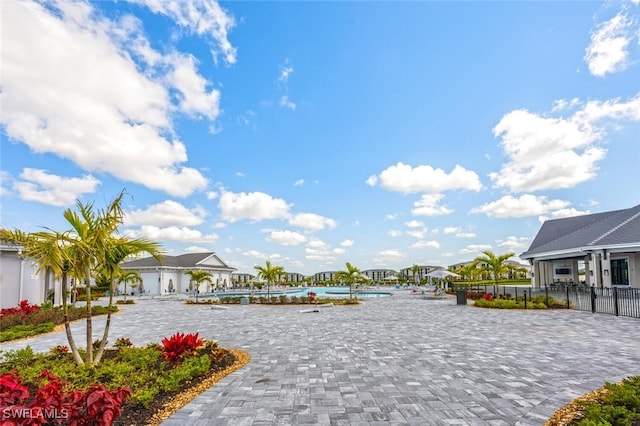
2 289 639 425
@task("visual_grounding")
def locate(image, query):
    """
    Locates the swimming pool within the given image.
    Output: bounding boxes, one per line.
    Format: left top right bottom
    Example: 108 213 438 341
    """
203 286 392 299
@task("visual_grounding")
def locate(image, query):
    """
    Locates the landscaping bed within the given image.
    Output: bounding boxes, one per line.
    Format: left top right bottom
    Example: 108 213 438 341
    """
0 334 250 425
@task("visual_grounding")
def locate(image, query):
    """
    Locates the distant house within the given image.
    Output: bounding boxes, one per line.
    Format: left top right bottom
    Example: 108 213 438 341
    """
120 252 236 295
521 204 640 289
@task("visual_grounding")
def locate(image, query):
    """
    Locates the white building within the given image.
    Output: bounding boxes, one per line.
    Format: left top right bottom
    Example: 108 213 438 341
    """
120 252 236 295
521 204 640 289
0 244 60 309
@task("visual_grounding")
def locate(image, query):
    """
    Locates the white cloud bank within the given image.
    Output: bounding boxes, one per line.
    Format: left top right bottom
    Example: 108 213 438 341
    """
490 94 640 193
1 1 236 198
13 169 100 207
367 162 482 194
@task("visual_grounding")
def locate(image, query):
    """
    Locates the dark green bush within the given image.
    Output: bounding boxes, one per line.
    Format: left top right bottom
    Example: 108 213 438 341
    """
0 323 55 342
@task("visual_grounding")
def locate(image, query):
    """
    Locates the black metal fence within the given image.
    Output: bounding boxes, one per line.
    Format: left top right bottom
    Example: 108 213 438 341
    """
452 283 640 319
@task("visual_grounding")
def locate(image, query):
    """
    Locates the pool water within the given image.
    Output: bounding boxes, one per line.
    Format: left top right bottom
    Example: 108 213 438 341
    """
204 286 392 299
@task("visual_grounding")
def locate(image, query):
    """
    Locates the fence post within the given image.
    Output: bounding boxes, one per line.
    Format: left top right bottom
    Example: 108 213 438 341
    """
591 285 596 313
614 287 619 317
566 285 570 309
524 289 527 309
515 287 518 302
545 285 549 307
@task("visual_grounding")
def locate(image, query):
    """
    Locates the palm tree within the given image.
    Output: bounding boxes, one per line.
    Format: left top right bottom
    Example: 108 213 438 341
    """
254 260 284 303
411 264 422 286
1 191 163 366
118 270 142 302
334 262 362 300
185 270 214 302
0 228 86 365
474 250 515 295
454 263 481 283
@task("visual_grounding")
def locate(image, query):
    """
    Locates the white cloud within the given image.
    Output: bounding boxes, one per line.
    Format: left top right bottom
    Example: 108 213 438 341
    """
443 226 460 234
243 249 270 260
367 162 482 194
279 95 296 110
288 212 337 231
131 0 237 64
206 191 219 200
491 110 605 192
584 13 634 77
305 239 338 263
166 52 220 119
406 230 427 239
185 246 212 253
0 1 212 197
411 194 454 217
279 65 294 83
459 244 492 255
405 220 425 228
340 239 354 247
13 168 99 207
218 190 291 223
539 208 591 223
471 194 576 218
266 230 307 246
126 225 218 243
410 240 440 249
124 200 206 227
490 93 640 193
456 232 476 238
497 236 529 251
384 214 397 221
294 179 305 186
373 249 406 266
388 230 403 238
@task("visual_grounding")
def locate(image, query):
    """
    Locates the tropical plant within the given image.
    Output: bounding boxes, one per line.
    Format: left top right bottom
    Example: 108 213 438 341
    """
254 260 285 302
454 263 481 282
118 271 142 302
184 270 214 303
473 250 515 295
411 264 422 285
334 262 362 300
0 191 163 366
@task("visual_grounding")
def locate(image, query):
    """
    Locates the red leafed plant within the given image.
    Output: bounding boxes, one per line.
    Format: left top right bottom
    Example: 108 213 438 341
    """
307 291 317 303
0 300 40 319
0 370 130 426
159 332 205 363
483 293 494 302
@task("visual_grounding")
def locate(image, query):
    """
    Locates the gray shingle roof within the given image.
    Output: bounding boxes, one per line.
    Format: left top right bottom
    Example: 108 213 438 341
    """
521 204 640 258
121 252 234 270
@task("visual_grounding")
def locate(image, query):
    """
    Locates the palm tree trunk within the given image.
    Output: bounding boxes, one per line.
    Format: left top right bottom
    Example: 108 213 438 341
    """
94 274 116 365
61 274 84 365
85 267 93 365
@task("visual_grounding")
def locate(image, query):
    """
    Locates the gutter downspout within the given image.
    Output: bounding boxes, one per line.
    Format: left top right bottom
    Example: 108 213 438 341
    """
18 251 25 301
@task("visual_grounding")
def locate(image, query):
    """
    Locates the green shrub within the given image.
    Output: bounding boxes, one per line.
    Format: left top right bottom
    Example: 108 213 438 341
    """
0 322 55 342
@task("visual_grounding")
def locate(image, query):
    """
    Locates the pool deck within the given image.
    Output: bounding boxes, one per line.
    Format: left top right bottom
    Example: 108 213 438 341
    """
1 289 639 425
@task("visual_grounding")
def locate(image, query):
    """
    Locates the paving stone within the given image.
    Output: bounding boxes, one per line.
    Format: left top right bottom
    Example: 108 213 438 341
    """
1 290 639 425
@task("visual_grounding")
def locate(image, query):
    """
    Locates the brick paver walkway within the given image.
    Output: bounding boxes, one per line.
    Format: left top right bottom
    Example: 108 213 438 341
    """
2 289 639 425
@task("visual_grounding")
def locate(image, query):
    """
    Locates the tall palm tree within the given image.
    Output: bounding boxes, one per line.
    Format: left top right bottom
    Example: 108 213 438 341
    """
474 250 515 295
185 270 214 302
254 260 284 302
1 191 163 366
334 262 362 300
454 263 480 283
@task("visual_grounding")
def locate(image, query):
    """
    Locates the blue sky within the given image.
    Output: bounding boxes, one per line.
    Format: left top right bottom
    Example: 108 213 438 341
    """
1 0 639 275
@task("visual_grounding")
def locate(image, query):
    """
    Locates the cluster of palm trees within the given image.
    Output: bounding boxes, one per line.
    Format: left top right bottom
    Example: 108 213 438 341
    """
0 191 163 366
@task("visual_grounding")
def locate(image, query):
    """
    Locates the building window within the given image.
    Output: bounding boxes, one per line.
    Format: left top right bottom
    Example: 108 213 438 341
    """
611 258 629 286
